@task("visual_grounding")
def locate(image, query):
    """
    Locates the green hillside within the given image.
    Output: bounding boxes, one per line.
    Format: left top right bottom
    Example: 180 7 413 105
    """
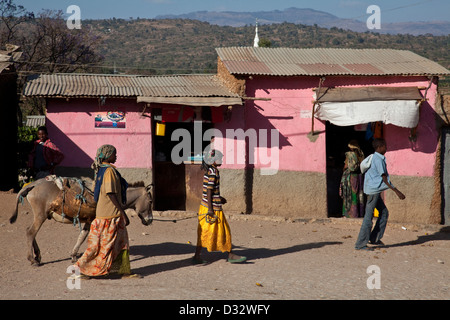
84 18 450 77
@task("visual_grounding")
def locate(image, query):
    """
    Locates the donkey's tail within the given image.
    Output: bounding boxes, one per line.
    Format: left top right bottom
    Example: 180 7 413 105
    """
10 184 35 224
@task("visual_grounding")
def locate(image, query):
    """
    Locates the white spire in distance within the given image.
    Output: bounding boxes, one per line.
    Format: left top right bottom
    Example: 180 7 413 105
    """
253 19 259 47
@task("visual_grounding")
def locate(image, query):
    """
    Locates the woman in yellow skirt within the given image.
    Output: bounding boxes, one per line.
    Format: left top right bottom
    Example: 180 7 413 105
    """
193 149 246 264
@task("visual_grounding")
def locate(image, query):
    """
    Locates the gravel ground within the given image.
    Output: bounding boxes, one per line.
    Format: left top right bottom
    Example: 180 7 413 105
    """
1 190 449 304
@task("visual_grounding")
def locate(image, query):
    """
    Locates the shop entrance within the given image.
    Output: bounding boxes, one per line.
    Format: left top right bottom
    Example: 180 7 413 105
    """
325 122 374 217
151 107 214 211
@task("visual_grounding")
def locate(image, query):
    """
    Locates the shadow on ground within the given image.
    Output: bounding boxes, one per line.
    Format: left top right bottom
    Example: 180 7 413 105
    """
129 241 343 277
383 226 450 248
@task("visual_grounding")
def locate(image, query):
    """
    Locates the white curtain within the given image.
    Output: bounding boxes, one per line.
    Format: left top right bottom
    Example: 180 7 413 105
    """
314 100 420 128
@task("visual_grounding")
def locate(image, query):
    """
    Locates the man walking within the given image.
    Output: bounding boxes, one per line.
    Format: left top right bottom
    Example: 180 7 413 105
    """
355 138 405 250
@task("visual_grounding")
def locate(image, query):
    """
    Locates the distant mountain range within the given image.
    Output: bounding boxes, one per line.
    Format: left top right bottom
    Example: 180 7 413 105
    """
156 7 450 36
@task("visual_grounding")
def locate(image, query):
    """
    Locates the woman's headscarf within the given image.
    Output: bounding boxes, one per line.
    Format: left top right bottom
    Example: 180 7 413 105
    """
92 144 116 181
348 140 364 163
201 149 223 171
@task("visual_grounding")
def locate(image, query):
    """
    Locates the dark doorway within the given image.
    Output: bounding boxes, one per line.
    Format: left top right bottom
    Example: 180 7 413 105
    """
152 110 213 211
325 122 373 217
441 127 450 225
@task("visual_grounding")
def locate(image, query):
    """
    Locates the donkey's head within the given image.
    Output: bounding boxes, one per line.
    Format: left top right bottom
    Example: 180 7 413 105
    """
126 184 153 226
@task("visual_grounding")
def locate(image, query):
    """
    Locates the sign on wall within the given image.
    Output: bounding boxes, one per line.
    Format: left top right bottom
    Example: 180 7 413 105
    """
95 111 126 128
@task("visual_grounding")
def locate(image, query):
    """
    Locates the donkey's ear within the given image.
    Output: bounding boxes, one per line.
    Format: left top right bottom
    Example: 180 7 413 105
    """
145 184 153 192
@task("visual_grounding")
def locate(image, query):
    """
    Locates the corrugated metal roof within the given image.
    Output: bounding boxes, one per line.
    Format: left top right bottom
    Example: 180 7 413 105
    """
317 86 423 102
137 96 243 107
0 49 19 74
25 115 45 127
23 73 240 99
216 47 450 76
0 61 12 73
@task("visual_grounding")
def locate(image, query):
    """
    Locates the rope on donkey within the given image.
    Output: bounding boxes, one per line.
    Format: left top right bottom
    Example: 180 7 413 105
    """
151 212 218 224
73 178 87 231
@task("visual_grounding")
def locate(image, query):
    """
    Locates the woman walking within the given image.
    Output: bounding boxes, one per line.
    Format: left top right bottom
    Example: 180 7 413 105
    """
193 149 246 264
74 145 138 278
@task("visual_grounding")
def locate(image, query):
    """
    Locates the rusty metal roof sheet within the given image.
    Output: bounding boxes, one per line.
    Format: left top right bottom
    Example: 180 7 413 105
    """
0 49 20 74
216 47 450 76
23 73 240 99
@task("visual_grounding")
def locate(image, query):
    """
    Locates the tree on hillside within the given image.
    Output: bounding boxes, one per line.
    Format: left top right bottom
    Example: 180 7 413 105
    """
0 0 33 43
0 1 104 117
19 10 103 74
259 38 272 47
0 1 104 76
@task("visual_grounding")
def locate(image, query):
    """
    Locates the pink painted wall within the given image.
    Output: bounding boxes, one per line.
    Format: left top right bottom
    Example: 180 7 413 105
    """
241 75 439 177
214 105 247 170
46 98 152 169
45 75 439 179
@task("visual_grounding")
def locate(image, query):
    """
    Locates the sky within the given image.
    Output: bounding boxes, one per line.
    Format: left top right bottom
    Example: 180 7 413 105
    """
14 0 450 23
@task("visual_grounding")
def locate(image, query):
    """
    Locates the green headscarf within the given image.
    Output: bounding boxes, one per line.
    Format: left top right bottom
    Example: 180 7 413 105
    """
92 144 116 181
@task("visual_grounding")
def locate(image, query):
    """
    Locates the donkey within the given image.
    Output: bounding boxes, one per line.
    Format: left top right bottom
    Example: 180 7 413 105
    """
9 178 153 265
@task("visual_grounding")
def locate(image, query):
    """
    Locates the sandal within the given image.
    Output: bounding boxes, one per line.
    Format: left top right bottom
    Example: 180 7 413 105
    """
227 256 247 263
121 273 142 279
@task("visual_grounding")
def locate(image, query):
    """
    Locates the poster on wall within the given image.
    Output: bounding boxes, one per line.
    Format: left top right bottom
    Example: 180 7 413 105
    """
95 111 126 128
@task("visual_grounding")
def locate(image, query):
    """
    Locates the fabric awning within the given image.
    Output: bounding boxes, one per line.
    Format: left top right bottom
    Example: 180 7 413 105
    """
137 96 242 107
313 86 423 128
314 100 421 128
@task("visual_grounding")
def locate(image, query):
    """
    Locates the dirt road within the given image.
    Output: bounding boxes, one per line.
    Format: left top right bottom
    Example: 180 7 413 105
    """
1 190 449 303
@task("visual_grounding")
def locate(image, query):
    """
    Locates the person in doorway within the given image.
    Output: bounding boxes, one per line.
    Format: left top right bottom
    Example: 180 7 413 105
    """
355 138 405 251
74 145 139 278
193 149 246 264
340 140 365 218
28 126 64 179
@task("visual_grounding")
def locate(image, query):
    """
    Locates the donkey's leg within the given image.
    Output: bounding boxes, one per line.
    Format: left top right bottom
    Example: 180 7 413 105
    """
31 238 41 265
26 212 47 265
71 222 90 262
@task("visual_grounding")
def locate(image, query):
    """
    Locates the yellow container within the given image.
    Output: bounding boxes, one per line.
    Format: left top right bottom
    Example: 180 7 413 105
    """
156 122 166 136
374 208 379 218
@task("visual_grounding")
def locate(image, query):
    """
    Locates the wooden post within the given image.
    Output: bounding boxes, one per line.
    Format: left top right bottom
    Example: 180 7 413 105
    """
311 77 325 136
